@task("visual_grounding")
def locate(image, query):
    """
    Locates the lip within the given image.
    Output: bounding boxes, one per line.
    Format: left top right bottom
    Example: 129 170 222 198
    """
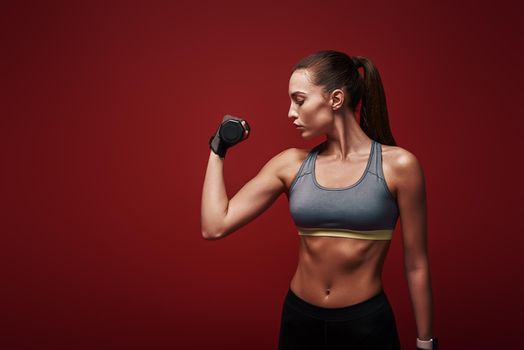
293 123 304 128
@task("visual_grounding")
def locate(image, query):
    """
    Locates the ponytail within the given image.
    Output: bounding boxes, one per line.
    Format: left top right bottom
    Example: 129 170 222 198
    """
353 56 397 146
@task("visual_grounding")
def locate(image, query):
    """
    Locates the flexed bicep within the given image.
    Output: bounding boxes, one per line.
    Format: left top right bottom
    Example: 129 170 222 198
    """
217 150 289 239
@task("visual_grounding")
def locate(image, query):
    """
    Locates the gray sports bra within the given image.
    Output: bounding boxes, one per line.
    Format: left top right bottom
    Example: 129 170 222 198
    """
288 140 399 240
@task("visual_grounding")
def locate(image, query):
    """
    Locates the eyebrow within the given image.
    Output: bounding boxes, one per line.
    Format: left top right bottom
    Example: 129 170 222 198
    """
290 91 307 97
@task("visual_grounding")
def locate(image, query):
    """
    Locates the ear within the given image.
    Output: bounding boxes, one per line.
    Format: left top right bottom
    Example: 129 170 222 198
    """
330 89 345 110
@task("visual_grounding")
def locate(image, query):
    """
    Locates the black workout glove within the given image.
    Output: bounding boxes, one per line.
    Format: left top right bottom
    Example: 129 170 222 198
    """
209 114 250 159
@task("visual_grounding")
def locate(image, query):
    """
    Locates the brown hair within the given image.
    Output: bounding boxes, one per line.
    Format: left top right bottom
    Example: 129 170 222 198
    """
292 50 397 146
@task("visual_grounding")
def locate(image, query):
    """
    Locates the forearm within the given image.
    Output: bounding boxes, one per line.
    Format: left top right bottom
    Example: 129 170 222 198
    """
200 150 229 238
405 267 434 340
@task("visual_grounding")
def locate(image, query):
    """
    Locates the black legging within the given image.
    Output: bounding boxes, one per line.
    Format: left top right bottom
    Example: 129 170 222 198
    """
278 287 402 350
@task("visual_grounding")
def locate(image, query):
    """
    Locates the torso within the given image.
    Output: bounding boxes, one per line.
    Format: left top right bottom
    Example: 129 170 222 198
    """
281 141 399 308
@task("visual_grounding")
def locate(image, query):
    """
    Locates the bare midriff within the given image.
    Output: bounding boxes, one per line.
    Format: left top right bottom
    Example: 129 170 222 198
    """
289 235 392 308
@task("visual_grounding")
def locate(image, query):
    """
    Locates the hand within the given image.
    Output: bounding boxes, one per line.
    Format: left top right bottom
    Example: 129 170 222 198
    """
240 120 250 139
209 115 250 158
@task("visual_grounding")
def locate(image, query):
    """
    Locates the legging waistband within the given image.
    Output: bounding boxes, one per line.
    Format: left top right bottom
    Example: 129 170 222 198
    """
284 287 390 322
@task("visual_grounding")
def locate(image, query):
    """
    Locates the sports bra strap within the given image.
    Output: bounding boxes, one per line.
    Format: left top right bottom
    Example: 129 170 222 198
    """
292 145 317 183
367 140 378 176
372 141 386 180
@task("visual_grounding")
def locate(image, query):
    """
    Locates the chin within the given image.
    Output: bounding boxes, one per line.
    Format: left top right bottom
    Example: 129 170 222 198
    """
300 129 317 138
301 133 316 140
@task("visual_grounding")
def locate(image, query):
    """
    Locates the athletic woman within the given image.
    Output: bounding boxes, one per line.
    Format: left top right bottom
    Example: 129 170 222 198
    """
201 50 438 350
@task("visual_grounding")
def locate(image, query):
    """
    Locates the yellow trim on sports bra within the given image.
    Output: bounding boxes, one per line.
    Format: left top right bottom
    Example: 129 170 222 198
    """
297 227 393 240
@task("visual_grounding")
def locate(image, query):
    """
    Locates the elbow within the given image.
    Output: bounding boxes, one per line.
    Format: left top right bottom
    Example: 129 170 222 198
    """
201 218 226 240
202 231 220 241
404 260 430 274
201 228 223 240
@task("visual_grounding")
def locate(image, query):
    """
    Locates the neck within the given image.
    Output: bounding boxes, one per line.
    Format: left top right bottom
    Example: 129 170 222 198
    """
321 111 372 159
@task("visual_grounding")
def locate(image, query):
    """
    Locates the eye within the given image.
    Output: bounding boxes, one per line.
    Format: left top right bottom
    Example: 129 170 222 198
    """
296 100 304 106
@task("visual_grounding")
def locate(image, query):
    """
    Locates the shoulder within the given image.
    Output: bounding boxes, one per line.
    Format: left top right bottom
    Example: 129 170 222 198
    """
280 147 311 162
381 143 425 188
264 147 310 172
262 146 313 190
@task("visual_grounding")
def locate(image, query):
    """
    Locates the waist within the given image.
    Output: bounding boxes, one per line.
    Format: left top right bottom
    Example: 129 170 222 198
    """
284 286 390 321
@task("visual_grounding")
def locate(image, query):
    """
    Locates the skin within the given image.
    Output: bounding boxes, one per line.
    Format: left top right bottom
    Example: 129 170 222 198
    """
201 68 434 341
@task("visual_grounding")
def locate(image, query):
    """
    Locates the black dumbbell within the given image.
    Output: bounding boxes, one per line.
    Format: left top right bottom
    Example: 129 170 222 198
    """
209 115 250 158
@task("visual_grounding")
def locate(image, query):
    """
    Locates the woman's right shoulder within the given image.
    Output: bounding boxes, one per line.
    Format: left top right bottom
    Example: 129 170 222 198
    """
264 147 312 190
269 147 311 167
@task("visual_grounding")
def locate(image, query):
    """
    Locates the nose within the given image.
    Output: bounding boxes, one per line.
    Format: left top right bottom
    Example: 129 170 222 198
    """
288 104 297 119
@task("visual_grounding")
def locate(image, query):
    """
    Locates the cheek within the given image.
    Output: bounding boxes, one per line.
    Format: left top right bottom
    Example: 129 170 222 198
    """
305 109 332 129
302 103 326 123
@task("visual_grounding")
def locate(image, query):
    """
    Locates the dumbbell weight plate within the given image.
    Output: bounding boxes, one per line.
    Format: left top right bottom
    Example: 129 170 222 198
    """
219 119 245 144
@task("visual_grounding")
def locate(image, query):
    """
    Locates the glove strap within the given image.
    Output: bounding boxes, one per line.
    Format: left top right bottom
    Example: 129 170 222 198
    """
209 135 228 158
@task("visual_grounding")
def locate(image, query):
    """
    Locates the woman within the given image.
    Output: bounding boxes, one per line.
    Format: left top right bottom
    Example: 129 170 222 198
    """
201 50 438 350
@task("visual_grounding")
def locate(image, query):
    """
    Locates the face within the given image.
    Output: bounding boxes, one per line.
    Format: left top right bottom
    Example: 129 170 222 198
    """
288 69 339 139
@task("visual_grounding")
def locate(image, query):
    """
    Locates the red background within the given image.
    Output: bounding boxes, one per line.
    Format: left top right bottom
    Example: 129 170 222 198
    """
2 0 522 349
